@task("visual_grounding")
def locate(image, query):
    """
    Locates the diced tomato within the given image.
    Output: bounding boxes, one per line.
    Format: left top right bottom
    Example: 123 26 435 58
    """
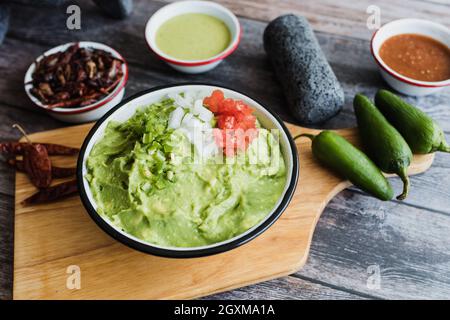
203 90 224 112
243 116 257 130
234 100 253 115
204 90 258 156
217 115 236 130
234 113 256 129
214 127 259 155
217 98 236 115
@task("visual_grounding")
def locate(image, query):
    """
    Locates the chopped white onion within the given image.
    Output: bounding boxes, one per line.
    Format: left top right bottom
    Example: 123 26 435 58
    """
168 91 219 161
197 106 213 123
183 91 195 105
190 99 202 115
183 116 203 129
167 92 178 101
168 107 184 129
181 113 194 127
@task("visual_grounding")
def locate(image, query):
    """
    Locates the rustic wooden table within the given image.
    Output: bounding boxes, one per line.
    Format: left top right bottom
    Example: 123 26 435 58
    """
1 0 450 300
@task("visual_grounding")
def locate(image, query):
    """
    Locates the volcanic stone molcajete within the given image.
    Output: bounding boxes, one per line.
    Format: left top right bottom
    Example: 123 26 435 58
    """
0 4 10 45
264 14 344 125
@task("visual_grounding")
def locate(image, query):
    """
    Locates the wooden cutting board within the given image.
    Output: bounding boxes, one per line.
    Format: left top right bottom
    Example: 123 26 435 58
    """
13 123 434 299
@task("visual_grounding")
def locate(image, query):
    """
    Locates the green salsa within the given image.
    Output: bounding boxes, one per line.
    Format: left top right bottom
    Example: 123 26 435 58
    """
155 13 231 61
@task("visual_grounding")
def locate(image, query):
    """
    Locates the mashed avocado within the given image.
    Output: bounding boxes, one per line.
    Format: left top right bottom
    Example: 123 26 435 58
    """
86 97 286 247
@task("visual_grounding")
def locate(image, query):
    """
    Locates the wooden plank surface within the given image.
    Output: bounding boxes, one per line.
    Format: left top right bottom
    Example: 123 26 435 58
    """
201 277 370 300
1 0 450 300
300 190 450 300
178 0 450 40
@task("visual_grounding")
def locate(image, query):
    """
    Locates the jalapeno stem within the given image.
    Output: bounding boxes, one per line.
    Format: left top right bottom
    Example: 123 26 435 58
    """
396 167 410 200
438 142 450 153
293 133 316 141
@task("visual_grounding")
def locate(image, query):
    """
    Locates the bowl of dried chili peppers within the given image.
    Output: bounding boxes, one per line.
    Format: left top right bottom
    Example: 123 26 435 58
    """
24 41 128 123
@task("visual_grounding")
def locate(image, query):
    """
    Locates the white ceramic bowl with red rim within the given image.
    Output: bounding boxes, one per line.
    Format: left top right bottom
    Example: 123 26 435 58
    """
24 41 128 123
145 0 241 74
371 19 450 96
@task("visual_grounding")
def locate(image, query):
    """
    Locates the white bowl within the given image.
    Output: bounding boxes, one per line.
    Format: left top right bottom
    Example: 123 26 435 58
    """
77 84 299 258
145 1 241 74
24 41 128 123
371 19 450 96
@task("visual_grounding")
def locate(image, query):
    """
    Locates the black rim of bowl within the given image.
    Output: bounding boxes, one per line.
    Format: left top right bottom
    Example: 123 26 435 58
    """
76 83 299 258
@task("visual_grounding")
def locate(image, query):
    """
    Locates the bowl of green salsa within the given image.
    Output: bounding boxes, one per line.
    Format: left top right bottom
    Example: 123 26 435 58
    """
145 1 241 74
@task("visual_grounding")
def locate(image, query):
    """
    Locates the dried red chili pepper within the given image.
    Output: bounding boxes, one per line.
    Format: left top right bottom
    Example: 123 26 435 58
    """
11 124 52 188
7 159 24 170
8 159 76 179
0 142 79 156
52 165 77 179
22 179 78 205
42 143 79 155
22 143 52 188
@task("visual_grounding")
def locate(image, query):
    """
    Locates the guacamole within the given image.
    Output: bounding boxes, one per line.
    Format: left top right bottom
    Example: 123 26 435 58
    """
155 13 231 61
86 94 286 247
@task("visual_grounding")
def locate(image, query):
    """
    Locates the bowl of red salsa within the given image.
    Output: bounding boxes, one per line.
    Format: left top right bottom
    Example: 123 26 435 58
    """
371 19 450 96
